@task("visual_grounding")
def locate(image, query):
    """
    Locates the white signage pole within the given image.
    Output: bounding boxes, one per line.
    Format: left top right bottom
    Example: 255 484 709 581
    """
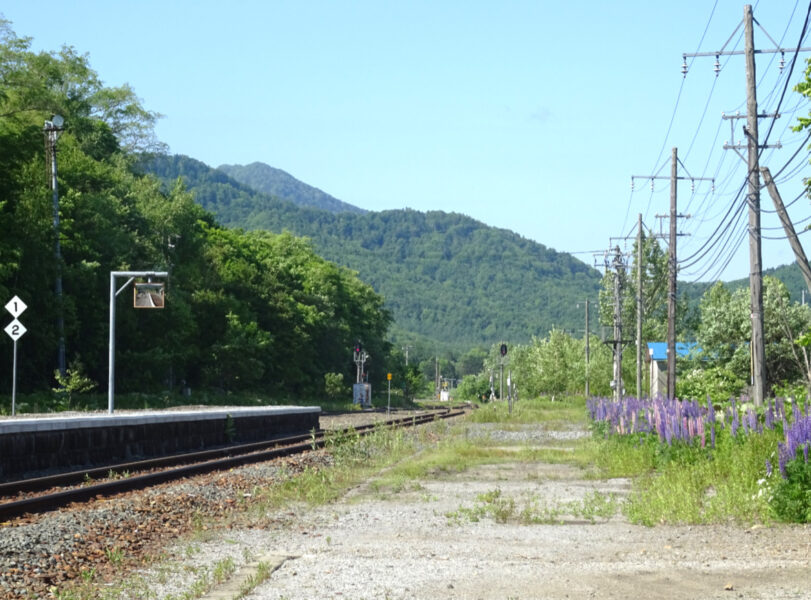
5 296 28 417
108 271 168 414
12 337 17 416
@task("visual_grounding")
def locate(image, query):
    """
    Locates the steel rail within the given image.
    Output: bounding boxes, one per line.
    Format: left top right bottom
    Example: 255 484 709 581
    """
0 408 464 520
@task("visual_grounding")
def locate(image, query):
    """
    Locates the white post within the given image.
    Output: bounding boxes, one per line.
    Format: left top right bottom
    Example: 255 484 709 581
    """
108 271 116 414
11 339 17 417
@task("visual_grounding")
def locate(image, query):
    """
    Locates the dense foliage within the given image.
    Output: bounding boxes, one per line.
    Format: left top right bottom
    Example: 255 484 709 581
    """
692 276 811 395
141 155 603 349
0 22 391 400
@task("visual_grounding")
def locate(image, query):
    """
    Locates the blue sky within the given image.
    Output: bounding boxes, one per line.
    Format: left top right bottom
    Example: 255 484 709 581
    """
3 1 811 282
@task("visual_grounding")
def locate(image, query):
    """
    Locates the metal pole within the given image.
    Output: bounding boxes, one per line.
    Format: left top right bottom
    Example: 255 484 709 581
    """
387 378 391 415
11 339 17 417
108 272 116 414
108 271 168 414
48 124 66 379
745 4 765 406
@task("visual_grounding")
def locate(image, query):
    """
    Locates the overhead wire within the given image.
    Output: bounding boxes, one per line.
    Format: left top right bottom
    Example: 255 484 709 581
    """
681 1 811 281
621 0 720 235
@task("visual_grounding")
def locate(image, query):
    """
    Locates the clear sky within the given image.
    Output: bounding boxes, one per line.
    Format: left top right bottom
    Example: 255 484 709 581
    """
3 1 810 282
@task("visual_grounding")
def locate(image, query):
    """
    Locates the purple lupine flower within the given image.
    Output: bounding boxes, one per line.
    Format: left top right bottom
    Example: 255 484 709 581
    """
776 414 811 479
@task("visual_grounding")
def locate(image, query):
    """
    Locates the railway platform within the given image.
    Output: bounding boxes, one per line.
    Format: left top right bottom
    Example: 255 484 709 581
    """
0 405 320 482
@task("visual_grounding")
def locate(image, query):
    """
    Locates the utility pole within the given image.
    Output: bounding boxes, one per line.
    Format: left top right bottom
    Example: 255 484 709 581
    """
761 167 811 294
585 299 590 398
682 5 811 405
744 5 765 407
667 149 678 400
612 248 624 403
633 149 710 398
435 356 439 400
636 213 643 399
595 246 633 402
402 345 412 366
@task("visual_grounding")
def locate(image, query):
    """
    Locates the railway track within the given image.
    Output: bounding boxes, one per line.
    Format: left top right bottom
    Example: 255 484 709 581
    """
0 407 465 521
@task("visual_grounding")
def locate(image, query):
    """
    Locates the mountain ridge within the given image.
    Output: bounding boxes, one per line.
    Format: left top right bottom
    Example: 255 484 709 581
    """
218 162 366 215
141 155 809 348
141 154 603 348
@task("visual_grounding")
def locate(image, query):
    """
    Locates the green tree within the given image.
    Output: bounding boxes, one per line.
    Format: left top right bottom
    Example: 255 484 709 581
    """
696 277 811 394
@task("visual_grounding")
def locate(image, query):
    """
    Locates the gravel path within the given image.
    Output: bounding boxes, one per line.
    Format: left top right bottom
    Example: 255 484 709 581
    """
206 423 809 600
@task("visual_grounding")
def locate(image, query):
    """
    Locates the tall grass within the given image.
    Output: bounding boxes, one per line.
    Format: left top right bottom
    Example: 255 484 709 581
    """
470 395 588 426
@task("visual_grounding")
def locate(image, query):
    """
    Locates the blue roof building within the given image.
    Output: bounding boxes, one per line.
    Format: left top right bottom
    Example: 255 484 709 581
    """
646 342 700 398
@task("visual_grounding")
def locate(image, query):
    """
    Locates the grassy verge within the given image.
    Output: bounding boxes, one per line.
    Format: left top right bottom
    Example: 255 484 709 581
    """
594 427 780 525
469 395 588 427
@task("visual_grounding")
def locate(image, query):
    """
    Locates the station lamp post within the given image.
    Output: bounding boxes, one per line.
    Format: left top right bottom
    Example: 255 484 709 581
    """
44 115 66 378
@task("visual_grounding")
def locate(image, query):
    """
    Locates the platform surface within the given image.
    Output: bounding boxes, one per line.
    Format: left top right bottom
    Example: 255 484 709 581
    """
0 406 320 434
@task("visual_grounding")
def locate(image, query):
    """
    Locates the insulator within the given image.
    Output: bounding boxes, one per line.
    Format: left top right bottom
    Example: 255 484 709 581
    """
650 179 654 191
779 52 785 73
681 57 688 77
711 182 715 193
690 180 695 193
631 178 635 191
714 55 721 76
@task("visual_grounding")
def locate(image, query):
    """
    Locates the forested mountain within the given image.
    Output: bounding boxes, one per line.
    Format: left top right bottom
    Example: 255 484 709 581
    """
218 162 365 214
142 154 603 347
0 24 391 396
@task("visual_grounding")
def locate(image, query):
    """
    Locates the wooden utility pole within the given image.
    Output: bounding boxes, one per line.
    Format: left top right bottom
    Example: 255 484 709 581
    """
744 5 766 407
636 213 643 399
633 152 709 399
682 5 811 405
761 167 811 294
667 148 678 400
